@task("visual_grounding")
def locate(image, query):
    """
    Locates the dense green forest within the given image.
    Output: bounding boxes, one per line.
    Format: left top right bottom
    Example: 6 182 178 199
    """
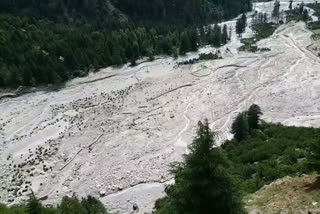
0 0 252 25
0 0 252 88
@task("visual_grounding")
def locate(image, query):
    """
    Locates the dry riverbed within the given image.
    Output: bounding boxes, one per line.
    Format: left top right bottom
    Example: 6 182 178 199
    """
1 2 320 213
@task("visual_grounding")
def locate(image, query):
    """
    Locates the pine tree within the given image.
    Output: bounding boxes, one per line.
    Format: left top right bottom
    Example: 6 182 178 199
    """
180 32 191 55
236 18 243 37
303 8 309 21
155 119 245 214
247 104 262 131
299 2 305 15
263 13 268 23
8 66 20 88
236 13 247 37
212 24 221 47
206 26 213 44
23 69 33 86
231 112 249 142
129 41 140 66
189 29 199 51
289 0 293 10
199 27 206 45
112 49 123 65
222 24 228 44
132 41 140 59
58 196 86 214
26 197 43 214
81 195 108 214
240 13 247 30
272 0 280 23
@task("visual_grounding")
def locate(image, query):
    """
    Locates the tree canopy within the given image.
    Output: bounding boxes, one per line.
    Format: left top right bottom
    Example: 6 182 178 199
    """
155 119 245 214
247 104 262 130
0 195 108 214
236 13 247 37
231 104 263 142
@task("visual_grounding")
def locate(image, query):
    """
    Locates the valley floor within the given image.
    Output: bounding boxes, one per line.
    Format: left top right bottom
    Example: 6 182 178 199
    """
1 3 320 213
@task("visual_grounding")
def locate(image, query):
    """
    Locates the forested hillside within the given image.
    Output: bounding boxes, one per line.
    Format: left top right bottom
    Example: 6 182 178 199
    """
0 0 252 25
0 0 126 30
111 0 252 25
0 0 252 88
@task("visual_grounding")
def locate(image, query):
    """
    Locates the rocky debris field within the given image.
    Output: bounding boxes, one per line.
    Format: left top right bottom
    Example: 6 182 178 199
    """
1 1 320 213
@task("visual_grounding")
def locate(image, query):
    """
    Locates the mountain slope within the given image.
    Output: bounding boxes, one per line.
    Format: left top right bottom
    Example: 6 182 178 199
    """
245 174 320 214
0 0 252 26
0 0 252 89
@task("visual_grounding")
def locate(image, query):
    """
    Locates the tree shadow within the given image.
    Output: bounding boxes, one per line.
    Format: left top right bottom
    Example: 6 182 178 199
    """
304 176 320 193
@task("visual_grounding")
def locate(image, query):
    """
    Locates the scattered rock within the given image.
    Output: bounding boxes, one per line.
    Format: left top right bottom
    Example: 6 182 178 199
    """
132 203 139 212
99 190 106 197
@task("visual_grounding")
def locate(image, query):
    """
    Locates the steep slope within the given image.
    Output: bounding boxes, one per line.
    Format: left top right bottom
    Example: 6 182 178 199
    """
0 0 252 89
245 174 320 214
0 0 125 30
0 0 252 26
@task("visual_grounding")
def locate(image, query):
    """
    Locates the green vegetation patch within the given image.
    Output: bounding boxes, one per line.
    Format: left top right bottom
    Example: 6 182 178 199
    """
252 23 277 40
239 23 275 52
286 1 310 22
199 52 221 60
0 195 108 214
223 122 320 194
239 38 258 52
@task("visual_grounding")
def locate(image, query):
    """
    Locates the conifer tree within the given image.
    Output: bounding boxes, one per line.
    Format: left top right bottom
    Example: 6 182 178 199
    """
132 41 140 59
303 8 309 21
26 197 43 214
263 13 268 23
155 119 245 214
207 26 214 44
112 49 123 65
231 112 249 142
22 69 33 86
199 27 206 45
81 196 108 214
272 0 280 23
236 18 242 37
236 14 247 37
241 13 247 29
289 0 293 10
299 2 305 15
222 24 228 44
189 29 199 51
58 196 86 214
180 32 191 55
247 104 262 131
212 24 221 47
